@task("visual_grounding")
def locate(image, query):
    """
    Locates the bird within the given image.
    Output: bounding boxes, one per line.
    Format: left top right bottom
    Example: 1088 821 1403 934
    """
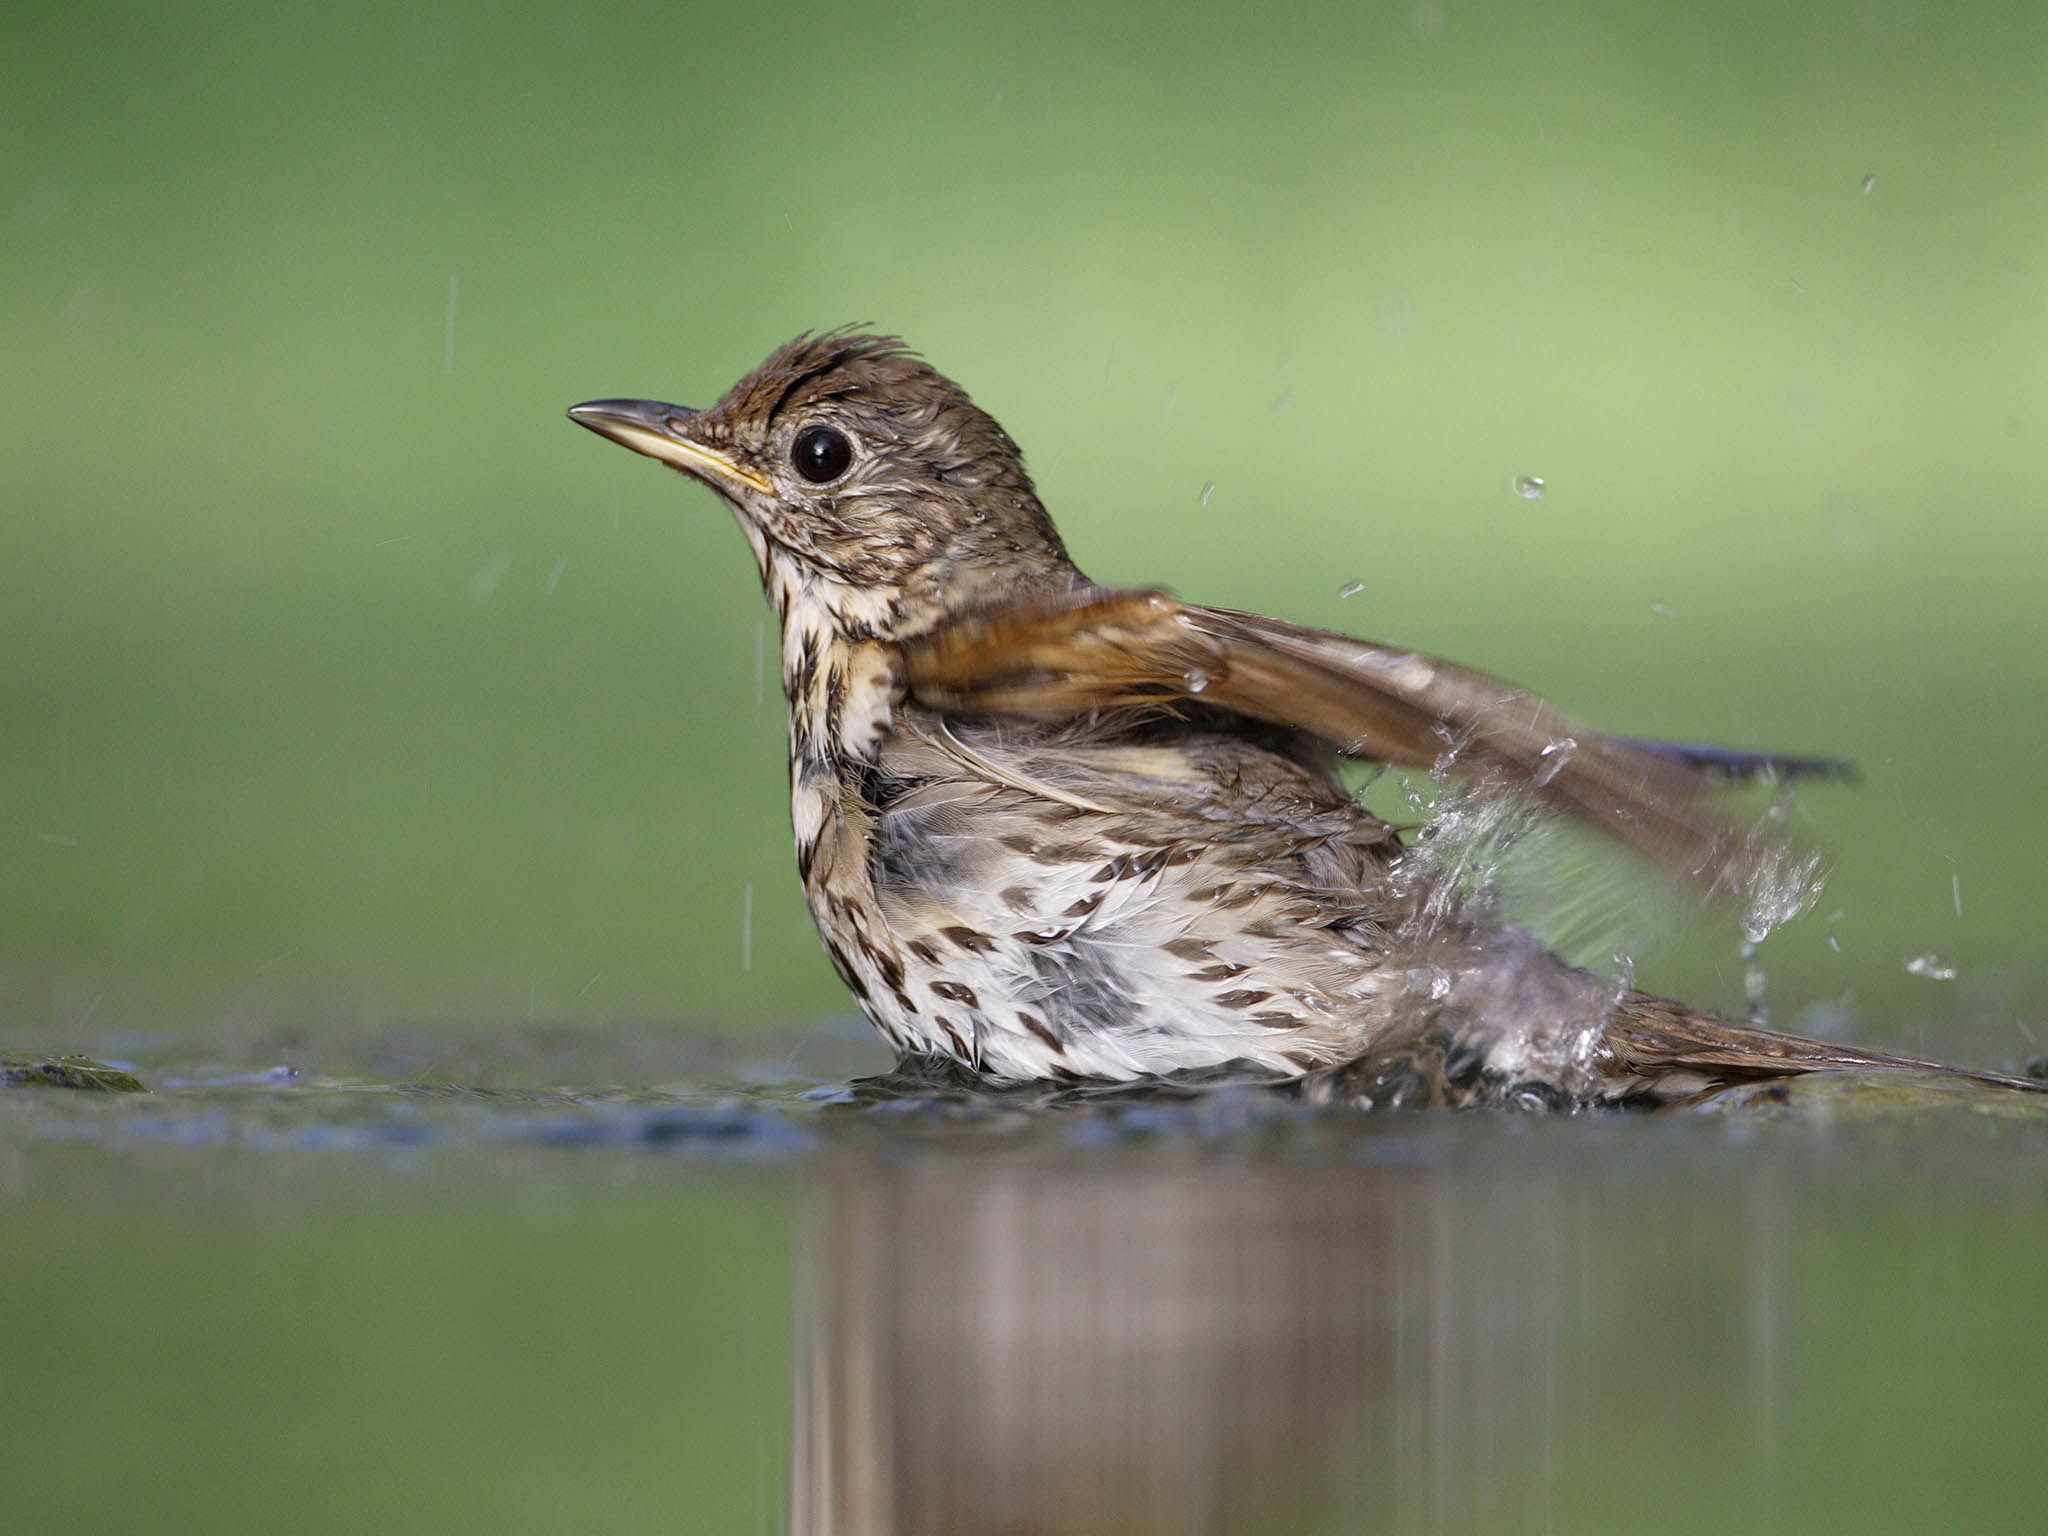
568 329 2040 1108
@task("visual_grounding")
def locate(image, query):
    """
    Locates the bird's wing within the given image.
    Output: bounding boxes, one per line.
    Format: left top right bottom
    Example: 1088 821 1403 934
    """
1605 737 1856 782
900 585 1841 896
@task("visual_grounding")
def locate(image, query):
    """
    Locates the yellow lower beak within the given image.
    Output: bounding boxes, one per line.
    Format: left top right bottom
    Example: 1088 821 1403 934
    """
566 399 773 495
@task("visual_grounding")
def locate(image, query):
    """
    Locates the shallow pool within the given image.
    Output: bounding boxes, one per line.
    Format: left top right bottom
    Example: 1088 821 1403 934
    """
4 1023 2044 1534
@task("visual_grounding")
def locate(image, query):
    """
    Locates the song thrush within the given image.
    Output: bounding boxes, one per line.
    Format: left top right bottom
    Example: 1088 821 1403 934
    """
569 330 2036 1107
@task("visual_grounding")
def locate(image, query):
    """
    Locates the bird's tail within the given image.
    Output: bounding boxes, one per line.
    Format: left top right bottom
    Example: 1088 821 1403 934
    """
1597 993 2048 1104
1306 954 2046 1111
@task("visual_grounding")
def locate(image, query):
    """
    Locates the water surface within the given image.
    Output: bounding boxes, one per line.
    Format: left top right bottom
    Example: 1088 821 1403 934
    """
5 1024 2044 1534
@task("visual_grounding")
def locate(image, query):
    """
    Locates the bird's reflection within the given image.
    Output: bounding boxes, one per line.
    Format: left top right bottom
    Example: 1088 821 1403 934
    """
788 1136 1682 1536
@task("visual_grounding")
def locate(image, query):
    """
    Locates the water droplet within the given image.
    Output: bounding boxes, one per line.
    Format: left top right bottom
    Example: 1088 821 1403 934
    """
1905 954 1957 980
1649 601 1676 617
466 548 512 602
1512 475 1545 500
1199 481 1215 506
1861 173 1876 195
1533 736 1576 786
1404 965 1452 1000
1184 670 1210 694
1337 580 1365 599
1741 936 1768 1023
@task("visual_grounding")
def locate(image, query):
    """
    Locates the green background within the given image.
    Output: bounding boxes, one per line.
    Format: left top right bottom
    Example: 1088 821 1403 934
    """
7 6 2048 1532
8 0 2046 1056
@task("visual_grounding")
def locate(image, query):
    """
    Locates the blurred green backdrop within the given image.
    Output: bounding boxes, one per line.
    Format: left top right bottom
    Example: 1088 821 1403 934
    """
7 0 2046 1059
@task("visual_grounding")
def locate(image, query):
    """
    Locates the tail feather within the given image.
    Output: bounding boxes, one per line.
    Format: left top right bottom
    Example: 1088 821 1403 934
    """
1600 995 2048 1101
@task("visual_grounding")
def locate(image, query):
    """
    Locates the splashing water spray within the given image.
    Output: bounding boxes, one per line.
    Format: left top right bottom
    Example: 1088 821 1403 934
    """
1735 779 1829 1025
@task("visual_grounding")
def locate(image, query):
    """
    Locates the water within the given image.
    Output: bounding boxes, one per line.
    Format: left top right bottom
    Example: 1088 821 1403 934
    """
4 1023 2045 1535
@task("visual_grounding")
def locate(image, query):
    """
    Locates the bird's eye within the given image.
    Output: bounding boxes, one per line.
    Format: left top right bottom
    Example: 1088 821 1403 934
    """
791 426 853 484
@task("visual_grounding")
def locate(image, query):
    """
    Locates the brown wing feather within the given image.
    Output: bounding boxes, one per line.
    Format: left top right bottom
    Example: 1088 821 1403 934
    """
900 584 1795 895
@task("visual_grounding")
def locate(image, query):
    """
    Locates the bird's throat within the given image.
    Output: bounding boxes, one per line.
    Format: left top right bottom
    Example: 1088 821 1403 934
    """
768 557 907 908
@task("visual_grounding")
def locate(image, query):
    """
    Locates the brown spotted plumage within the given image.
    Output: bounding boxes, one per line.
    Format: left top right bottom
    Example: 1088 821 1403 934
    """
569 331 2041 1106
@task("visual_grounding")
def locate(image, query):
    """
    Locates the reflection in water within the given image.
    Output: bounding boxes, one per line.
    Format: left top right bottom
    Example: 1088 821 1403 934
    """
790 1135 1795 1536
796 1154 1392 1534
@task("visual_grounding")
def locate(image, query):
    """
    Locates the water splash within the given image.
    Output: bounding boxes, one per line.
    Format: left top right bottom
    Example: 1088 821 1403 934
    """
1728 830 1828 1026
1396 770 1679 984
1385 749 1835 1095
1740 843 1826 935
1905 954 1957 981
1735 784 1828 955
1395 781 1536 933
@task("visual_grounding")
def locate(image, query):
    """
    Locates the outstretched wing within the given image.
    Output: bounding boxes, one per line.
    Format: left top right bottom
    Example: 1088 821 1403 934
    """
1606 737 1856 782
901 585 1843 895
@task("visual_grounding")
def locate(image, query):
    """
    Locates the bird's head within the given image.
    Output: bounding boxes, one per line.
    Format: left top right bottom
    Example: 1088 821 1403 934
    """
569 330 1076 639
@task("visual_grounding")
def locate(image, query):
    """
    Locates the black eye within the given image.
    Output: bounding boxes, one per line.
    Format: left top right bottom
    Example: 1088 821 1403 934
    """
791 426 853 484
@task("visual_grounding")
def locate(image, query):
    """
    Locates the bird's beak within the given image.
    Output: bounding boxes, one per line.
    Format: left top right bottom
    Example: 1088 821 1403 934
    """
565 398 773 495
